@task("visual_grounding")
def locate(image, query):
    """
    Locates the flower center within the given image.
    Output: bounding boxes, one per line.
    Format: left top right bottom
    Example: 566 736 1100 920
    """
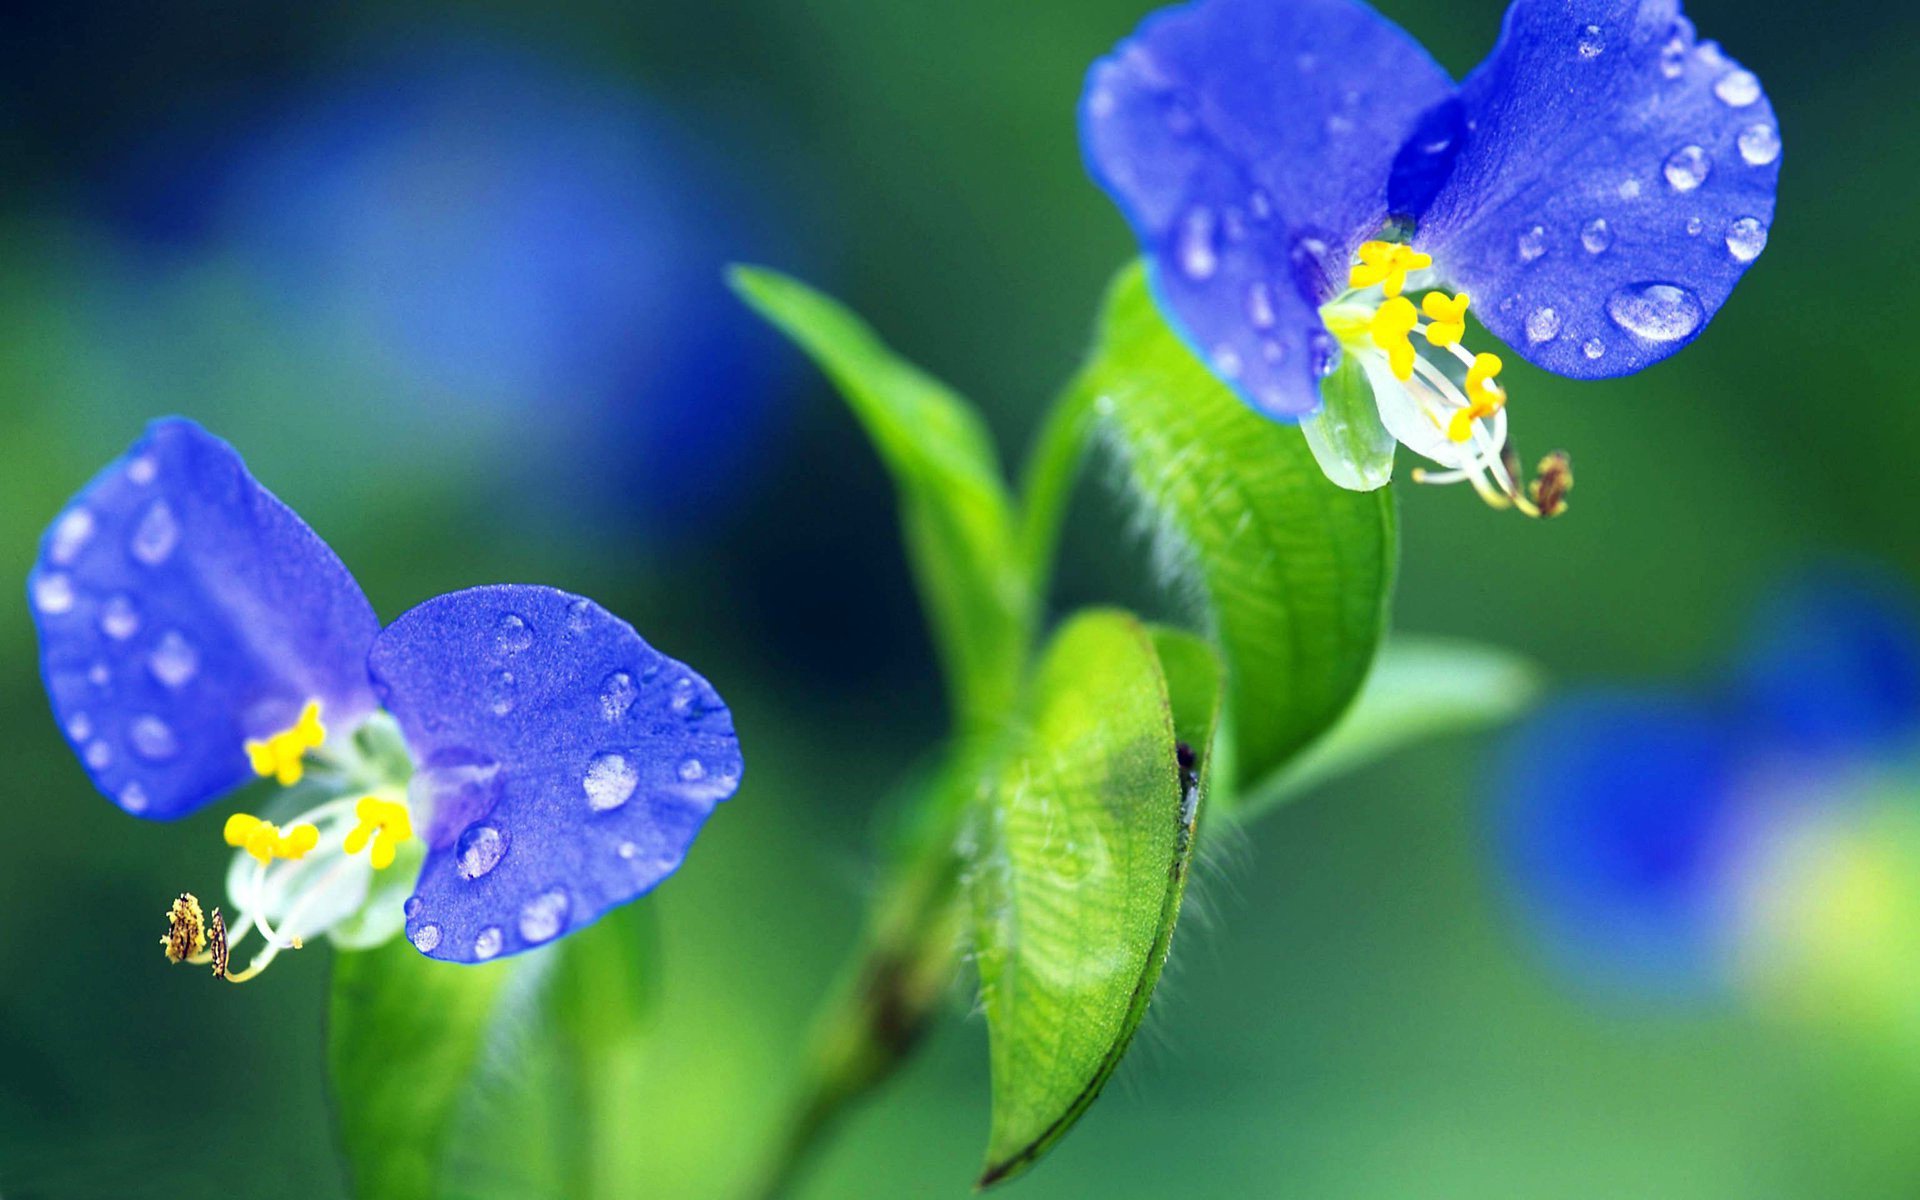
1321 239 1571 518
164 705 419 983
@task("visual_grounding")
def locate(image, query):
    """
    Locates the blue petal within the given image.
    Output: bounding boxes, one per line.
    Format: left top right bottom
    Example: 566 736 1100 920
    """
28 418 380 820
369 585 741 963
1734 576 1920 757
1410 0 1780 378
1495 692 1740 998
1081 0 1453 417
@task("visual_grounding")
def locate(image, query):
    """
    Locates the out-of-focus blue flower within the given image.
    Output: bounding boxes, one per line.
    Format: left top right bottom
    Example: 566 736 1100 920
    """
93 39 792 535
28 418 742 976
1080 0 1779 510
1495 576 1920 1001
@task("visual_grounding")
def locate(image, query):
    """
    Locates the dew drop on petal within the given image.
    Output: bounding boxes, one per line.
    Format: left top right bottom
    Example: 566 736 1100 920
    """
1583 338 1606 361
1576 24 1604 58
473 926 504 960
1607 283 1704 343
32 572 75 615
66 712 93 742
130 714 178 761
410 923 442 953
120 783 149 813
1580 218 1612 254
1659 25 1690 78
1725 217 1769 263
404 896 423 920
1260 339 1284 364
565 598 594 632
678 757 706 783
600 671 637 720
486 670 515 716
1516 224 1547 263
1618 177 1642 201
126 455 158 485
1686 216 1704 236
1308 331 1338 377
1663 145 1710 192
455 822 507 880
584 752 639 812
88 661 111 688
1177 207 1218 281
669 677 695 714
618 841 640 860
130 500 180 566
1248 190 1272 221
1714 69 1760 106
518 888 570 944
86 740 113 770
149 630 199 688
1211 346 1243 378
99 593 140 641
1246 281 1277 329
495 613 533 656
1524 308 1562 344
1738 123 1780 166
49 508 95 565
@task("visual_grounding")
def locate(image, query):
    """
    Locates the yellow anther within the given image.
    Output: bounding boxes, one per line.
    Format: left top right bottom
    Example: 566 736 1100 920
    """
1349 240 1432 298
344 795 413 871
225 811 319 866
244 700 326 787
1420 291 1471 346
1368 295 1419 380
1448 352 1510 442
162 892 208 964
1466 351 1505 398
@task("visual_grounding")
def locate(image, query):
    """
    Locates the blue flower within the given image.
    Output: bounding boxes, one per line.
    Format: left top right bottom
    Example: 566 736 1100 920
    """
1495 577 1919 999
28 418 742 978
1081 0 1780 511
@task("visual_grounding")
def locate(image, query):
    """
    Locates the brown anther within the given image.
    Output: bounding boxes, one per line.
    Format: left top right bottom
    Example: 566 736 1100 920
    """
1528 452 1573 518
162 893 207 964
208 908 231 980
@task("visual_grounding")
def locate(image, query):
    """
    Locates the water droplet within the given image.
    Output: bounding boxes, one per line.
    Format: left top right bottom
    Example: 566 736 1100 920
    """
130 501 180 566
1516 224 1547 263
149 630 199 688
1607 282 1704 343
455 823 507 880
1177 208 1218 281
32 572 75 615
99 593 140 641
404 896 423 920
1583 338 1606 360
120 783 149 813
584 752 639 812
410 923 442 953
669 677 695 713
565 598 594 632
600 671 637 720
1524 307 1562 343
130 714 178 761
1714 69 1760 106
1737 123 1780 166
1658 24 1690 78
473 926 504 960
486 670 516 716
126 454 158 485
87 661 110 688
86 740 112 769
495 613 533 656
1576 24 1604 58
1325 113 1355 136
678 757 706 783
1725 217 1769 263
1087 86 1116 119
1260 338 1284 364
618 841 640 860
1580 218 1612 254
1308 331 1338 377
66 713 93 742
49 508 95 565
1686 216 1704 236
1246 282 1277 329
1618 177 1642 200
518 888 570 944
1210 346 1243 378
1663 145 1710 192
1248 190 1273 221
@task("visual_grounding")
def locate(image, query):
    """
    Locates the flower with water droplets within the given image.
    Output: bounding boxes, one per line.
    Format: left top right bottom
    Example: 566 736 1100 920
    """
1081 0 1780 514
28 418 743 981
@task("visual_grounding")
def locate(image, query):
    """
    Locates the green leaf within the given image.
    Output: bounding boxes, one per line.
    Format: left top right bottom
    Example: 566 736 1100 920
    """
1081 262 1397 793
1243 635 1543 818
329 940 517 1200
974 610 1221 1188
730 266 1028 728
1299 353 1395 492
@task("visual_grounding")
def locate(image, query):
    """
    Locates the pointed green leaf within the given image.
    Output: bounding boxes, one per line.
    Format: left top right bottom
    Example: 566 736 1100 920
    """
329 941 518 1200
1244 635 1543 817
731 266 1028 726
974 611 1221 1187
1080 262 1396 793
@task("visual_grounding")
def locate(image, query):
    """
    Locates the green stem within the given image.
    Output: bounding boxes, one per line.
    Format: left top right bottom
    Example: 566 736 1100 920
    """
1016 369 1100 611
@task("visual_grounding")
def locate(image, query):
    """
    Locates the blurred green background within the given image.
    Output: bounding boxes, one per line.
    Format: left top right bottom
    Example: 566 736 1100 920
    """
2 1 1915 1196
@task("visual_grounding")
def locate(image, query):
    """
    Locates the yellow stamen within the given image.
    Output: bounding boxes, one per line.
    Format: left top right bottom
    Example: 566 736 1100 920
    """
344 795 413 871
1420 291 1470 346
1447 352 1509 442
224 811 320 866
161 892 207 963
1348 240 1432 298
243 700 326 787
1368 295 1419 380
